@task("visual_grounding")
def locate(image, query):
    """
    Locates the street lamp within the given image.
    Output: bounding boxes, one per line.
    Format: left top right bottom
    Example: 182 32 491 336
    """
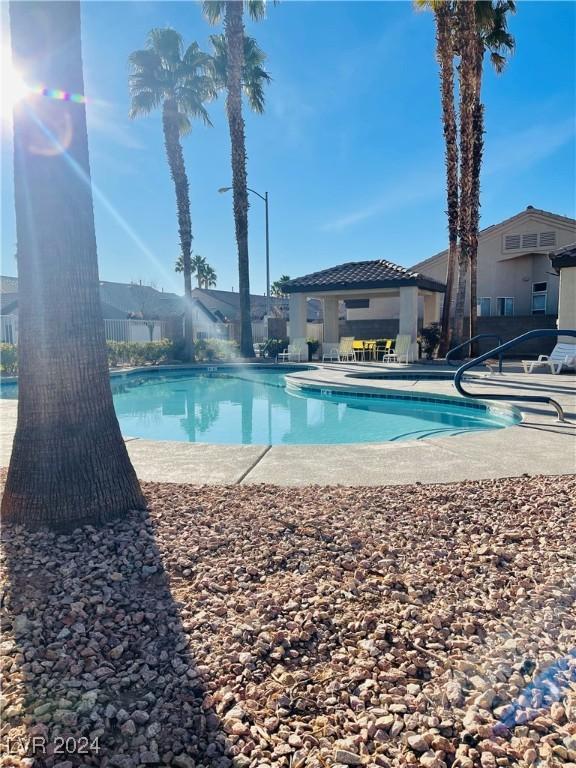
218 185 270 307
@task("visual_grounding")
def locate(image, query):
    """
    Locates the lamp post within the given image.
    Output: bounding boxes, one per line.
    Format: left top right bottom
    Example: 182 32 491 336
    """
218 186 270 308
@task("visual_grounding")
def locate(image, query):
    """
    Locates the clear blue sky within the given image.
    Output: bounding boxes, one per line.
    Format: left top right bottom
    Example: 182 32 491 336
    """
1 1 575 296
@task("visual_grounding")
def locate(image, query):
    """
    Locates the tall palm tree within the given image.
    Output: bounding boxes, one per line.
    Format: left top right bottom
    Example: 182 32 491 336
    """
128 28 215 359
202 0 271 358
417 0 514 351
191 254 208 287
468 1 515 344
2 0 145 529
415 0 459 355
201 265 218 289
452 0 477 347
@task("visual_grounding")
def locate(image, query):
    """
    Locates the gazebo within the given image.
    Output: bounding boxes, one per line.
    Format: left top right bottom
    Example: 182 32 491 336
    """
282 259 446 360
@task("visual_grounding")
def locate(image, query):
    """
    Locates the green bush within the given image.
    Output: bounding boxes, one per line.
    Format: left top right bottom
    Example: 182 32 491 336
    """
0 343 18 375
419 323 442 360
193 338 239 362
107 339 173 367
261 338 289 359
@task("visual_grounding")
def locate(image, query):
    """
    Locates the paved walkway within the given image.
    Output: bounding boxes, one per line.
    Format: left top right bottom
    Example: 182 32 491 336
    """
1 363 574 486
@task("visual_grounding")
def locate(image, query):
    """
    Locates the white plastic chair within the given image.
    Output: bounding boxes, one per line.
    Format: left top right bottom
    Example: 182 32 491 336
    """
322 337 356 362
522 343 576 375
278 337 307 362
387 334 413 364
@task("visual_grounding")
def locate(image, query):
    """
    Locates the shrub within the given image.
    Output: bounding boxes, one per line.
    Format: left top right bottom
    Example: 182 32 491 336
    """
306 338 320 354
193 338 239 362
419 323 442 360
107 339 173 368
261 338 288 359
0 343 18 375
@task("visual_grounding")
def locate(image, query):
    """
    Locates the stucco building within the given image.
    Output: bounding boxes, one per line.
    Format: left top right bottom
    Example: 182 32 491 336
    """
411 206 576 321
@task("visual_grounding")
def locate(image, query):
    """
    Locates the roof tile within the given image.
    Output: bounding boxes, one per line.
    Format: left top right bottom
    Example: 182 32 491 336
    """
283 259 445 293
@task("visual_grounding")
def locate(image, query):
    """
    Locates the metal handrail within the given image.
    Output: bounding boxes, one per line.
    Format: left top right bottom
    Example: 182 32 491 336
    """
447 334 503 372
454 329 576 422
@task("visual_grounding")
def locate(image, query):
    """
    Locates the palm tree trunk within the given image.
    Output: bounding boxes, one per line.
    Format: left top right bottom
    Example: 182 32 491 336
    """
469 42 485 354
452 0 477 349
435 1 459 357
225 0 254 358
2 0 145 530
162 99 194 360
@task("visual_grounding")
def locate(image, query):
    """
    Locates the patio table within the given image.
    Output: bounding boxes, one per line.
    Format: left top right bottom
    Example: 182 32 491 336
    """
353 340 377 361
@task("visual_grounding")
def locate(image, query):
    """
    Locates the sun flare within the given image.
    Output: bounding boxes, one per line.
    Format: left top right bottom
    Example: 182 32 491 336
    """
1 45 30 114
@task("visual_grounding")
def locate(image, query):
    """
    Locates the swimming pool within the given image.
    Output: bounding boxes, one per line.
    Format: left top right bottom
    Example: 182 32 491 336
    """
0 366 519 444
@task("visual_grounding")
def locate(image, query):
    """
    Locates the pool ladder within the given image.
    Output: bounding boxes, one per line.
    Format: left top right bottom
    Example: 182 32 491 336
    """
453 329 576 423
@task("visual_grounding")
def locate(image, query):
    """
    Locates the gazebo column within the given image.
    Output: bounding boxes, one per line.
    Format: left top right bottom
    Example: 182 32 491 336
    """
323 296 339 345
399 286 418 361
289 292 307 340
423 292 442 327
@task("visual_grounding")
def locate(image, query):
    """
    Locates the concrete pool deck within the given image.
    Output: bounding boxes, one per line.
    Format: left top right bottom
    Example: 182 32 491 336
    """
0 362 574 485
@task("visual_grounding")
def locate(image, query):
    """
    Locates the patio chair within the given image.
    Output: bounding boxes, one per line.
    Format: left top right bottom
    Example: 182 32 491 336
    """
521 343 576 375
278 337 307 362
322 336 356 362
375 339 394 361
387 334 413 364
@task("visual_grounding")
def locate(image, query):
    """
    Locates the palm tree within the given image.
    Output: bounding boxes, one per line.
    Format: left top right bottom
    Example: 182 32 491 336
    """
191 254 208 287
202 0 272 358
128 28 215 359
452 0 477 347
201 265 218 289
416 0 515 351
415 0 459 355
271 275 290 297
2 0 145 529
468 1 515 345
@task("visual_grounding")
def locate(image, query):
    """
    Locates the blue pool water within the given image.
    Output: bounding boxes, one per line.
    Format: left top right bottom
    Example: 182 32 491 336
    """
0 367 518 444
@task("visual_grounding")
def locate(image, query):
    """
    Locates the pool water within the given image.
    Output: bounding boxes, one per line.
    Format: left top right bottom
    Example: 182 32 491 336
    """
0 368 518 444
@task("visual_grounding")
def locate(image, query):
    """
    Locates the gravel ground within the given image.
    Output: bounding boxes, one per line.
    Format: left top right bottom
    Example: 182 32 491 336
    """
1 475 575 768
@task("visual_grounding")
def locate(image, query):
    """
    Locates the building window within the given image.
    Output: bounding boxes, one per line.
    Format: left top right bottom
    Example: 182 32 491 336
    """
531 282 547 315
496 297 514 316
478 297 491 317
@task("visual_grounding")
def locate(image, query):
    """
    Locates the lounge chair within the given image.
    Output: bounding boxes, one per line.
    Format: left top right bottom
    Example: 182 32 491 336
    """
522 343 576 375
386 334 413 364
322 336 356 362
278 337 307 362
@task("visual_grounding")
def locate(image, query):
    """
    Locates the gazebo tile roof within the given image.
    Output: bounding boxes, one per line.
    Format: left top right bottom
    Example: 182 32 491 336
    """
283 259 445 293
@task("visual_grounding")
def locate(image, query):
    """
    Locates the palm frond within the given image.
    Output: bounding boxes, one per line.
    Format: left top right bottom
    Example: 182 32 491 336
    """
202 0 226 24
128 48 162 71
246 0 267 21
147 27 184 65
129 89 163 118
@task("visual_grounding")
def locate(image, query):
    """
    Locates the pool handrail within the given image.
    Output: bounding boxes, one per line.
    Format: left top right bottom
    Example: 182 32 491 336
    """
446 334 503 371
453 329 576 422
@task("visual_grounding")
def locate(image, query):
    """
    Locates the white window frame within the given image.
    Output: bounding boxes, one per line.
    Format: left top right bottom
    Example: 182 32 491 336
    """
496 297 514 317
531 282 547 316
478 297 491 317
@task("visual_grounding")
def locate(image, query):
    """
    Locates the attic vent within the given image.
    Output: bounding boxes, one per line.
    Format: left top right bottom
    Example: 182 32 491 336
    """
521 233 538 248
504 234 521 250
539 231 556 247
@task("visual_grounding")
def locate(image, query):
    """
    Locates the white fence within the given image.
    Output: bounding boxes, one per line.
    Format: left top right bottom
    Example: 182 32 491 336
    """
1 315 18 345
286 322 324 342
251 322 269 343
194 323 228 341
104 319 167 343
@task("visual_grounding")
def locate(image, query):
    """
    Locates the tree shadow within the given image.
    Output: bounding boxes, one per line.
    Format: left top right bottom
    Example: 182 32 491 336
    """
0 501 231 768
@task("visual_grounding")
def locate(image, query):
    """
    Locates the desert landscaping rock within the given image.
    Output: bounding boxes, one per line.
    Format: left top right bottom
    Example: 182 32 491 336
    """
0 474 575 767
